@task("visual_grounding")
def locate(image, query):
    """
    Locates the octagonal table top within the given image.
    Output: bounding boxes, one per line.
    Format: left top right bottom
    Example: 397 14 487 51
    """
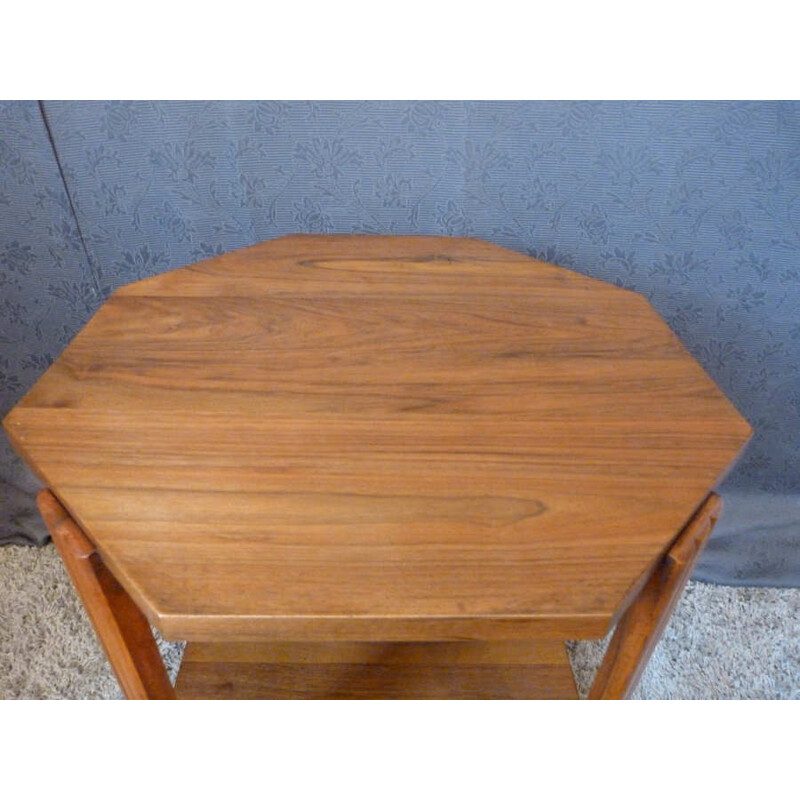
4 235 752 641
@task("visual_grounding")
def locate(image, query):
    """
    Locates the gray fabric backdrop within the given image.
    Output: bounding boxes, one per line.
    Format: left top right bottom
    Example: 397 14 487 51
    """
1 101 799 585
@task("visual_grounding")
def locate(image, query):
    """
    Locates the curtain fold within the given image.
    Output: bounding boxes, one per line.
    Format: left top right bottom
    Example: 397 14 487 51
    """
0 101 98 544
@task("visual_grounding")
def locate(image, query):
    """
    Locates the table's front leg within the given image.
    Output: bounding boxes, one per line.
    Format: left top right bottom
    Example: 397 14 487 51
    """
588 492 722 700
37 489 176 700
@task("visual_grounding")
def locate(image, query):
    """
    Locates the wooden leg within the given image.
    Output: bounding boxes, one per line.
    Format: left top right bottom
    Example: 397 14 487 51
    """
588 492 722 700
37 489 176 700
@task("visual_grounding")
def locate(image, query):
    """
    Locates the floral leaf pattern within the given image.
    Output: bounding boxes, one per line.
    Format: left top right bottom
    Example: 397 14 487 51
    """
0 101 97 544
1 101 800 583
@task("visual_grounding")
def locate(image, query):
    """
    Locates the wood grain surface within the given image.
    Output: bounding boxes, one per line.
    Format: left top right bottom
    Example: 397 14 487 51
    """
3 235 751 641
589 492 722 699
175 640 578 699
37 489 175 699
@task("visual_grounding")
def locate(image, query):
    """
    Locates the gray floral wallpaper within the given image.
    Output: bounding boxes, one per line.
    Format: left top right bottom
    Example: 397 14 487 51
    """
2 101 799 585
0 101 96 545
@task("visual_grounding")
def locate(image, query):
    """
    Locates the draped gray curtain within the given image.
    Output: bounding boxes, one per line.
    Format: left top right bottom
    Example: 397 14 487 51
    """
0 101 96 544
2 101 799 585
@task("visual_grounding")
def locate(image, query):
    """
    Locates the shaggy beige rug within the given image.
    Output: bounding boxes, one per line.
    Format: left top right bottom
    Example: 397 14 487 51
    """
2 543 799 699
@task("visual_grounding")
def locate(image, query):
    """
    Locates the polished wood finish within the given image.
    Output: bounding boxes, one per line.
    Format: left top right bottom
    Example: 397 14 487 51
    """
36 489 175 700
176 640 578 699
4 235 751 643
588 492 722 700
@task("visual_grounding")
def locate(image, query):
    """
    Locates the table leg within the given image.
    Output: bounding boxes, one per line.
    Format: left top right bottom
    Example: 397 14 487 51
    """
588 492 722 700
37 489 176 700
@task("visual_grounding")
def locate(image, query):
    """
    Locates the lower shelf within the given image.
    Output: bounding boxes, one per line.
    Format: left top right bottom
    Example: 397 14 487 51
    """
175 640 579 699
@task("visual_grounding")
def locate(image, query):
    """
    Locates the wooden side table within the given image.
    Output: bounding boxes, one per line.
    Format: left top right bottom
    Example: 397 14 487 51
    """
4 235 751 699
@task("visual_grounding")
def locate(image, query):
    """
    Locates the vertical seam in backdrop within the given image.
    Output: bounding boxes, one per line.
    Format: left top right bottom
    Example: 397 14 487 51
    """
38 101 104 300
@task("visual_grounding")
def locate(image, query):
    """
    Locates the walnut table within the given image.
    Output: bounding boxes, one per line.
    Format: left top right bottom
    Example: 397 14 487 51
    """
3 235 751 699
